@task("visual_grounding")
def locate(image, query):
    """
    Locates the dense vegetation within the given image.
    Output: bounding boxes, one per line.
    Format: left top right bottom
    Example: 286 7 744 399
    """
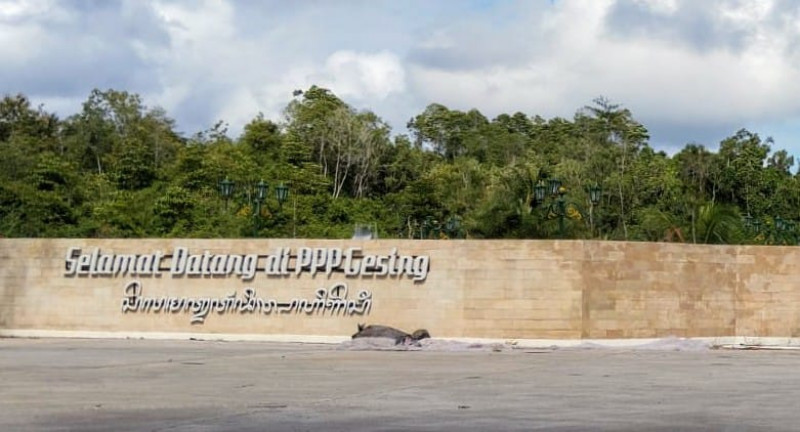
1 86 797 244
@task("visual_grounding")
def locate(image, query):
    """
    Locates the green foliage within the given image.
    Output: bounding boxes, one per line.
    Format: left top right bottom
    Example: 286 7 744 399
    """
1 88 798 245
408 104 489 160
695 202 743 244
153 186 197 236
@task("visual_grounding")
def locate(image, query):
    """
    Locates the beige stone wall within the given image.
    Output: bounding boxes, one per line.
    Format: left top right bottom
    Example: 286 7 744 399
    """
1 239 799 340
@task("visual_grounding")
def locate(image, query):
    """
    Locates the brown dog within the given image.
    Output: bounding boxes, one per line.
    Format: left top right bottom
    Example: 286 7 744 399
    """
352 324 431 345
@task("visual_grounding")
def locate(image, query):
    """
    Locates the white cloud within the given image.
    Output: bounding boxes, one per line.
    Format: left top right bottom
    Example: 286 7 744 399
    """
632 0 679 15
0 0 63 66
3 0 800 151
719 0 773 26
144 1 409 133
318 50 406 100
0 0 54 20
406 0 800 148
143 2 408 134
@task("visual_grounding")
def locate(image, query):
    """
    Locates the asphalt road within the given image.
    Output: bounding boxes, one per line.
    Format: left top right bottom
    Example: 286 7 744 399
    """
1 338 798 431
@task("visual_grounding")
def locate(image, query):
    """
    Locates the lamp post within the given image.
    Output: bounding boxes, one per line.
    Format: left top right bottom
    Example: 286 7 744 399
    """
275 183 289 208
444 215 462 239
774 217 797 245
217 178 290 237
743 214 762 235
744 214 797 245
420 217 436 239
219 177 234 209
418 215 462 239
532 178 601 238
587 183 602 237
252 180 268 237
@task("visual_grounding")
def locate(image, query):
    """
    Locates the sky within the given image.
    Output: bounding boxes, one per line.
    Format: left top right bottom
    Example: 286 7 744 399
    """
2 0 800 155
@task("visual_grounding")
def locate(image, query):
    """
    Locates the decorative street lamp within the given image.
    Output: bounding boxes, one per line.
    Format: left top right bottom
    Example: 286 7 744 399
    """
417 215 462 239
743 214 797 245
275 183 289 208
534 181 547 203
531 177 601 238
587 182 602 237
775 217 797 245
445 216 462 239
743 214 761 234
217 178 290 237
588 183 602 206
219 177 235 209
255 180 268 203
421 217 438 239
547 178 562 197
775 216 786 232
252 180 269 236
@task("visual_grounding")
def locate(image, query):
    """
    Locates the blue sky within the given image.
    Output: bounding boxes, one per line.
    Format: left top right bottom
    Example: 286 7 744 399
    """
1 0 799 156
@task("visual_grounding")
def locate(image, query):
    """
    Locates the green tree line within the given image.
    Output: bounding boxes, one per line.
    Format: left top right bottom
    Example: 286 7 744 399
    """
1 86 797 244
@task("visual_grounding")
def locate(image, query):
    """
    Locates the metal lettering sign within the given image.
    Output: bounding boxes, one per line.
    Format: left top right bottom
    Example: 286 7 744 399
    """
63 246 430 323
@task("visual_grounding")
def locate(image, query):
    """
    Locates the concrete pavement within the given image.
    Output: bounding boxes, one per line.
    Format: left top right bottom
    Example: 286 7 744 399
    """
1 338 799 431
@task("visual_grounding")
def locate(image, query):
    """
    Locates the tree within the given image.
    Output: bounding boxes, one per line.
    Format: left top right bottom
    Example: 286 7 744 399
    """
240 113 283 163
694 202 743 244
5 87 800 243
714 129 771 216
407 104 489 160
581 97 650 239
283 86 390 199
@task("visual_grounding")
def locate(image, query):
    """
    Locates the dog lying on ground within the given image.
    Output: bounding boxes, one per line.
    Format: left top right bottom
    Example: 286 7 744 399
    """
351 324 431 345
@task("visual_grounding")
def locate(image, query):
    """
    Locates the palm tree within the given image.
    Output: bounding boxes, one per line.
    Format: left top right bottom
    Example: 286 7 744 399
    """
638 207 685 242
694 202 743 244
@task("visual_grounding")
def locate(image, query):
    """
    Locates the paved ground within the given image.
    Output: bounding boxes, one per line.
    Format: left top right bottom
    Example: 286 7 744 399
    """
1 338 799 431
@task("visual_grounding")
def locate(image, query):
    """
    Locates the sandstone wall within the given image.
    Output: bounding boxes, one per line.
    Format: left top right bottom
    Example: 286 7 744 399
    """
1 239 798 340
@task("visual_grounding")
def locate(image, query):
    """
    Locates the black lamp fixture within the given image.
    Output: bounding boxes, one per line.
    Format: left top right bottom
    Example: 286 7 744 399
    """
547 178 562 197
219 177 235 209
774 216 797 245
743 214 761 233
588 183 602 206
775 216 786 232
219 177 235 198
743 214 798 245
445 216 461 238
531 177 601 238
255 180 268 203
275 183 289 207
419 215 462 239
217 178 290 237
251 180 269 236
534 181 547 203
